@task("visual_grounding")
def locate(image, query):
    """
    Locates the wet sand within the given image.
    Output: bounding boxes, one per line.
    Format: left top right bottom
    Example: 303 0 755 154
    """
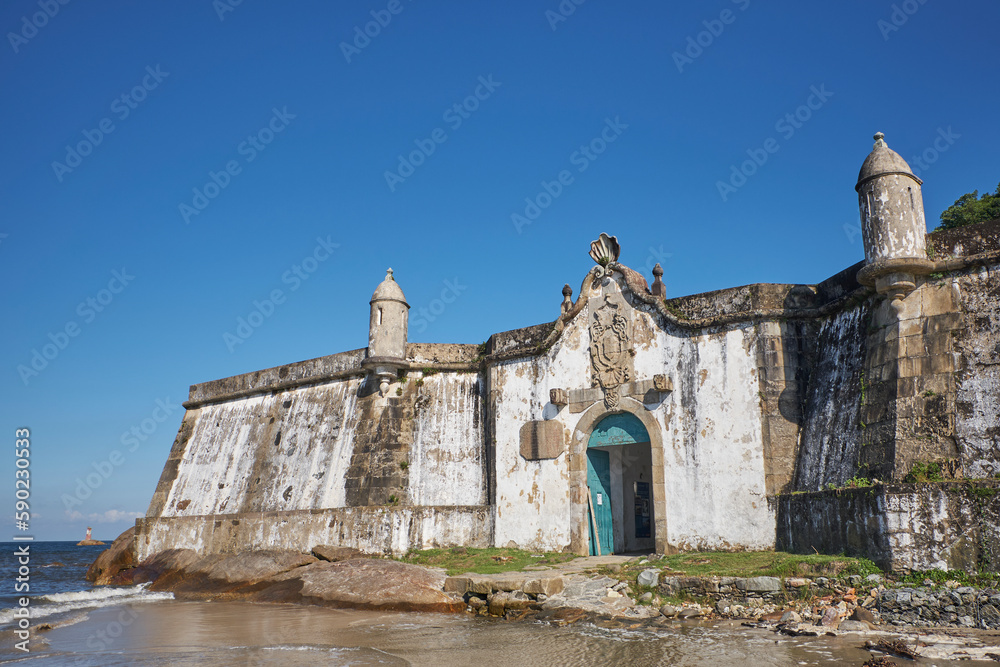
0 599 911 666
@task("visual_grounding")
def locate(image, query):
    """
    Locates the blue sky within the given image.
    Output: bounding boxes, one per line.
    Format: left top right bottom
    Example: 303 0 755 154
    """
2 0 997 540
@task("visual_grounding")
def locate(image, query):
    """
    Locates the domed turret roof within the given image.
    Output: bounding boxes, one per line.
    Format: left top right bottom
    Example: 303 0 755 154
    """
856 132 921 191
370 268 408 304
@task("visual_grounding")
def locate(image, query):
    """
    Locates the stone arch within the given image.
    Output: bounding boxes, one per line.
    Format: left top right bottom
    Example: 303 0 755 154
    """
569 397 668 555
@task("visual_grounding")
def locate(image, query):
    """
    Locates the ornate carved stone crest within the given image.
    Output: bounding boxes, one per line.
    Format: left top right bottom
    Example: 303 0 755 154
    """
585 233 635 409
589 292 633 409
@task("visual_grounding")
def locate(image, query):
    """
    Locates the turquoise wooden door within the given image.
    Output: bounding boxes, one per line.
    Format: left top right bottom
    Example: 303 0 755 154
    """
586 413 651 556
586 449 613 555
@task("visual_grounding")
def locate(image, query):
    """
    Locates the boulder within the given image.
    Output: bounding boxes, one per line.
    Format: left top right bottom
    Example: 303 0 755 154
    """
523 576 564 596
637 569 659 587
820 607 841 627
85 527 137 585
250 558 465 613
488 591 509 616
851 606 878 625
141 549 316 596
780 610 802 624
487 590 532 615
837 620 871 633
660 604 678 618
311 545 366 562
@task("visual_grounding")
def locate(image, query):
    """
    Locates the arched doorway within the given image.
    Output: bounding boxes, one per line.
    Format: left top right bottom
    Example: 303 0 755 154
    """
586 412 655 555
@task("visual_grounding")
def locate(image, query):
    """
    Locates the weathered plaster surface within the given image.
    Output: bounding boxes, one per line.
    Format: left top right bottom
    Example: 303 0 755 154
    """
161 380 363 517
954 263 1000 478
408 373 485 506
491 276 773 553
859 173 927 262
794 305 868 490
137 506 491 561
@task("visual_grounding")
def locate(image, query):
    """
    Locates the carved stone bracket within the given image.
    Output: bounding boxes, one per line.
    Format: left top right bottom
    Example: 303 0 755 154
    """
550 388 569 406
560 377 672 413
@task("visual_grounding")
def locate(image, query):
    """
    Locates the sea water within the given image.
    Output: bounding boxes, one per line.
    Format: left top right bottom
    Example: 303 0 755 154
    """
0 542 980 666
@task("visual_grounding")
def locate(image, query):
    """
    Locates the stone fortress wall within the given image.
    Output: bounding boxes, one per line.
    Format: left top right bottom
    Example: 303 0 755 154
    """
137 135 1000 572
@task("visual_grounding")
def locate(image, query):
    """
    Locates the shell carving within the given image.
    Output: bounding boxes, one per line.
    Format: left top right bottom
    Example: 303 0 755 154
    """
589 233 620 267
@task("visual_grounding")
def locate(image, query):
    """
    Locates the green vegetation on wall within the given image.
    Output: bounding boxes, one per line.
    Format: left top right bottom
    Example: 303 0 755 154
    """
936 183 1000 231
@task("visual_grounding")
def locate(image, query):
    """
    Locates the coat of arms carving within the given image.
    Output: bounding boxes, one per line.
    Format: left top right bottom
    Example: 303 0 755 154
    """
589 292 633 409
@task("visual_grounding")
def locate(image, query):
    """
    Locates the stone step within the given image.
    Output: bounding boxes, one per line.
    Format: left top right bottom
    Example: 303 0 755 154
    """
444 572 564 597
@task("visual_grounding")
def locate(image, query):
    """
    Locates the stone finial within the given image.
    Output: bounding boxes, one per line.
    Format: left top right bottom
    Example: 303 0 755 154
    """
386 267 394 280
651 263 666 298
561 284 573 314
873 132 886 148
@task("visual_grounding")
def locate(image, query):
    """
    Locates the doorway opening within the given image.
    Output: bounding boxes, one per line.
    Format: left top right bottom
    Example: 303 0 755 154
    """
586 412 655 555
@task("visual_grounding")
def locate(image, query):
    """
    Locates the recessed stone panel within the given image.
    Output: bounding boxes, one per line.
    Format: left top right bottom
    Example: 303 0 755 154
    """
519 420 564 460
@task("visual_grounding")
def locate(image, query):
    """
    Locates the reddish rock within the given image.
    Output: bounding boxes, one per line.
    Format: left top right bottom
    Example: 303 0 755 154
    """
249 558 465 613
820 606 841 627
94 546 462 614
851 606 878 625
130 549 203 588
85 527 137 585
144 549 317 596
311 545 367 562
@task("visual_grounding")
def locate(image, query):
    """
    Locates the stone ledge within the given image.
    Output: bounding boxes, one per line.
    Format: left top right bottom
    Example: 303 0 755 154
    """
444 573 564 597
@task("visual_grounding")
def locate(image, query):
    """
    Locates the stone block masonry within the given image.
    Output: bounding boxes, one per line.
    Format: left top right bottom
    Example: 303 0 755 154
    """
777 481 1000 573
879 585 1000 628
136 208 1000 571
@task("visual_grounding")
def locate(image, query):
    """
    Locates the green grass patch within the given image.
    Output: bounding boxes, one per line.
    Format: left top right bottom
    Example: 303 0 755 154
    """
904 460 946 483
398 547 577 576
899 568 998 588
654 551 881 578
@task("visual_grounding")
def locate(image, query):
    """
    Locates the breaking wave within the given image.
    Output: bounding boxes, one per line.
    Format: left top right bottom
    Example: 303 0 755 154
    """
0 583 173 627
